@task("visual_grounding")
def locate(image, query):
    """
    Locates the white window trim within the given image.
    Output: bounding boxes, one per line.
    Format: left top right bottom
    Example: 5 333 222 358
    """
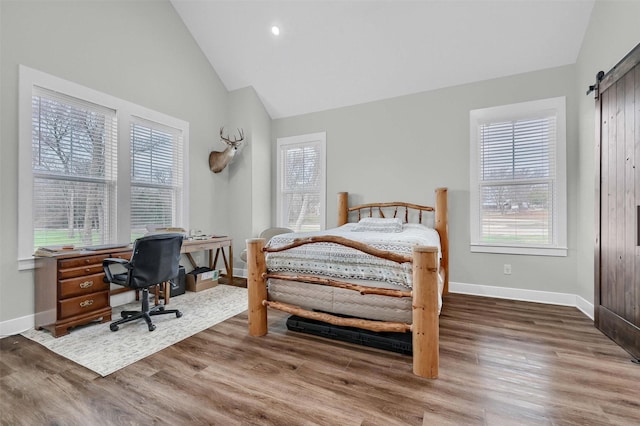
276 132 327 231
469 96 567 257
18 65 189 270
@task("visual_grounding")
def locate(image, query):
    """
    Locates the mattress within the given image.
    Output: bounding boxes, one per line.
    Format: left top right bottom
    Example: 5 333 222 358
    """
265 223 443 323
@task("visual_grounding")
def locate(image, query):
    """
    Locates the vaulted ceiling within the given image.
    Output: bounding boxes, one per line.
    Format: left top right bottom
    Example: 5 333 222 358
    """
170 1 595 119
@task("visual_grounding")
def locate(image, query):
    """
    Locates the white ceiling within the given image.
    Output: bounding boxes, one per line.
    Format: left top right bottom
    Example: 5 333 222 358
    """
170 0 595 119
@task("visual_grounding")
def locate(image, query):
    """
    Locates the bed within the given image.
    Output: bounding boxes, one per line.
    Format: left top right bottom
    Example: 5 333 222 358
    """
246 188 448 378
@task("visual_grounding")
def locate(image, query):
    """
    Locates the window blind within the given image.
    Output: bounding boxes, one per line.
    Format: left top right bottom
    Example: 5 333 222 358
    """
279 141 323 232
477 116 556 246
31 87 117 249
130 118 184 240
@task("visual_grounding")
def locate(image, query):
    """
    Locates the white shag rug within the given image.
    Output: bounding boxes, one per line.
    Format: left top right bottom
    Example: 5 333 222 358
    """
22 285 247 377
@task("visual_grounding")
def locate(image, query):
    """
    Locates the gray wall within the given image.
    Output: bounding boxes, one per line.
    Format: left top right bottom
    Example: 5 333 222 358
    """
574 1 640 303
271 0 640 304
0 0 230 326
2 0 639 330
228 86 272 271
272 65 580 296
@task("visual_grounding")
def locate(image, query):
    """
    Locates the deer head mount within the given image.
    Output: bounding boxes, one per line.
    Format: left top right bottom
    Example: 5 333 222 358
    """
209 127 245 173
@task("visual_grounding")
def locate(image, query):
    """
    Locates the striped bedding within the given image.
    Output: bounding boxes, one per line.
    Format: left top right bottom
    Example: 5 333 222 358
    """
265 223 441 290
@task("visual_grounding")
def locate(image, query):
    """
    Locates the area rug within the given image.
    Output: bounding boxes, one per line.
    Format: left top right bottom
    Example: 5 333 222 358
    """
21 284 247 377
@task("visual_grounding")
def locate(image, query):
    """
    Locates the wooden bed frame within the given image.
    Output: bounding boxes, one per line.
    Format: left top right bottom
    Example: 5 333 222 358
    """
247 187 448 379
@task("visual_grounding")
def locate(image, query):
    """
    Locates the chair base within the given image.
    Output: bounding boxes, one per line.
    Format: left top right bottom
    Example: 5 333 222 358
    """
110 287 182 332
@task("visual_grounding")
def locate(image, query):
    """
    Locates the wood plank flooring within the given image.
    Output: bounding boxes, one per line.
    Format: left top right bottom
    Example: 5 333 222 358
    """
1 293 639 425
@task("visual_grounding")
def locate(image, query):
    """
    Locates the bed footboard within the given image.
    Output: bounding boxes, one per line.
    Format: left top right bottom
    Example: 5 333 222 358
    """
246 237 440 379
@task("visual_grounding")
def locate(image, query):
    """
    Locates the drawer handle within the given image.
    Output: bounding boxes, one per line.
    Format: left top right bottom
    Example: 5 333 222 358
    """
79 281 93 289
79 299 94 308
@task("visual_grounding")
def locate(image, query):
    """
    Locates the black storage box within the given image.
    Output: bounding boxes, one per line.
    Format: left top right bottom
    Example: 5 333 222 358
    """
169 266 186 297
286 314 412 355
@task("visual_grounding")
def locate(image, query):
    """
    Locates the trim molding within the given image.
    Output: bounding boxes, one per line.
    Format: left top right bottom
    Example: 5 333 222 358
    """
450 281 594 320
575 295 595 320
0 314 34 338
237 267 248 279
234 274 595 319
0 280 595 336
0 292 137 338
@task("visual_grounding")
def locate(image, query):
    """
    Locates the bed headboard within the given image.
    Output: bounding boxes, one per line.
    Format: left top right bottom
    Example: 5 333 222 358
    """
336 188 449 293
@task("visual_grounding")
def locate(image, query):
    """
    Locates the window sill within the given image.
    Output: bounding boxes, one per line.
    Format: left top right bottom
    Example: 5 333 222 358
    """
470 244 567 257
18 258 35 271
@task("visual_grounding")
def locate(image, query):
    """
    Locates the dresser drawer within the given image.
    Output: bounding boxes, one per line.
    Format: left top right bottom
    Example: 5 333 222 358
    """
59 273 109 299
107 251 132 260
58 291 109 320
58 254 109 269
58 264 105 280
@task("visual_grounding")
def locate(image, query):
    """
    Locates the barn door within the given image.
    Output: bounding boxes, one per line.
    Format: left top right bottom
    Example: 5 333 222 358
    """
594 42 640 361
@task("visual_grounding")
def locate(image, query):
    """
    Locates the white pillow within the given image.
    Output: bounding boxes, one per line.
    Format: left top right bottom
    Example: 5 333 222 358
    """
352 217 403 233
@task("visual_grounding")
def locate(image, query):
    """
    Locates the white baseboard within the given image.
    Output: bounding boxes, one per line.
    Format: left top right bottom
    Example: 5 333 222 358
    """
0 293 138 338
236 267 248 279
111 291 136 307
0 280 596 337
0 314 34 338
575 295 595 320
449 281 594 320
232 275 595 320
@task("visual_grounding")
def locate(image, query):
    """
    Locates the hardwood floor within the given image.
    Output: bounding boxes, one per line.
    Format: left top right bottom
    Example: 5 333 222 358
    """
1 293 639 425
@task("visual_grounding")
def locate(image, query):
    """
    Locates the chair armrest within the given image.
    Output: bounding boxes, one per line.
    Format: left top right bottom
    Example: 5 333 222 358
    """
103 258 131 283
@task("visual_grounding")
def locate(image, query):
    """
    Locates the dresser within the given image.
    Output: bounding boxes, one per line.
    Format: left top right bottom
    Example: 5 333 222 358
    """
34 248 132 337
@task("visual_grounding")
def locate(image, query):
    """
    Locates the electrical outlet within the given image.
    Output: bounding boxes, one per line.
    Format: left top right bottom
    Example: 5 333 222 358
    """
504 264 512 275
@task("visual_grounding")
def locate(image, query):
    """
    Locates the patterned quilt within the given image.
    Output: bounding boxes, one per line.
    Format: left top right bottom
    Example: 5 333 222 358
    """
265 223 441 289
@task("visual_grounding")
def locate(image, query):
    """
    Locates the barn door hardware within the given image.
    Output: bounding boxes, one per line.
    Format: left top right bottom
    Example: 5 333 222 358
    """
586 71 605 99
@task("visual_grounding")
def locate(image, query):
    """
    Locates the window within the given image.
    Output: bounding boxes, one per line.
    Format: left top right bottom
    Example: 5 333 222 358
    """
130 119 185 240
19 66 189 268
469 97 567 256
31 88 118 249
276 132 326 232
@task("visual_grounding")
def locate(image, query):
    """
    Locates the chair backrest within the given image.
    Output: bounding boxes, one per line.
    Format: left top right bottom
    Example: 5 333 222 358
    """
127 233 184 289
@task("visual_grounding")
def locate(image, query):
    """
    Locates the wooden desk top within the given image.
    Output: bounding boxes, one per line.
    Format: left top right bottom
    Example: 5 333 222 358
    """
181 236 231 253
34 236 232 259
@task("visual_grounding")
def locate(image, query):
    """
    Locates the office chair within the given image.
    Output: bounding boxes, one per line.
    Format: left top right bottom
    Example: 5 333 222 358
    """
103 233 184 332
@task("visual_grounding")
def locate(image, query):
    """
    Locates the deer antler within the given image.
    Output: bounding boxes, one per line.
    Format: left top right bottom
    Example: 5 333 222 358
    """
220 127 244 146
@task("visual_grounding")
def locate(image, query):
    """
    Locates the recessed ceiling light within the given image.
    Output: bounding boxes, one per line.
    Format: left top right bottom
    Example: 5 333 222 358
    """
271 26 280 36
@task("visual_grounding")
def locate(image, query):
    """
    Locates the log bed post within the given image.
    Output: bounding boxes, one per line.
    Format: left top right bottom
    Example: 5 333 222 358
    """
434 187 448 295
337 192 348 226
412 246 439 379
247 238 268 336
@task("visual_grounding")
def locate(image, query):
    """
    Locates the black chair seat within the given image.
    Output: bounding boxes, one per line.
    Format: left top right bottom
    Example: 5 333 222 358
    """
103 233 184 332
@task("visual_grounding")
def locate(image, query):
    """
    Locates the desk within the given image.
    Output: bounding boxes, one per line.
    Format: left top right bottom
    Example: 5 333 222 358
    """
33 236 233 337
181 236 233 283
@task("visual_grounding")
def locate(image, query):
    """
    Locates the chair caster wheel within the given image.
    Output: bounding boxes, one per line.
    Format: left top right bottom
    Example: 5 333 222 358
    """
176 311 183 318
110 324 119 332
148 324 156 332
158 306 165 312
